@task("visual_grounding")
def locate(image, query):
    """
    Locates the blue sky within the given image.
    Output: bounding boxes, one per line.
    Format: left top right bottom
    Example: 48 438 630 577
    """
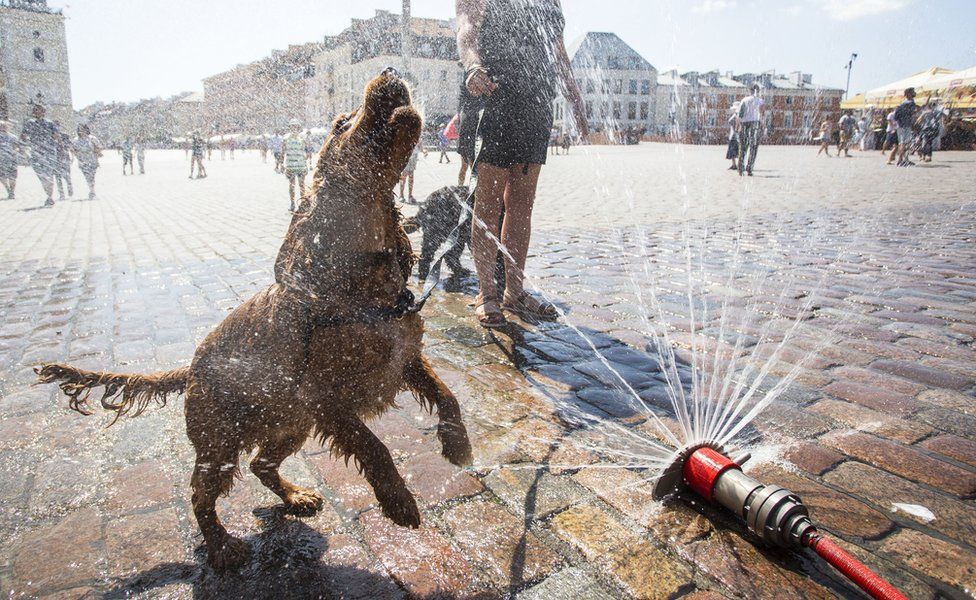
53 0 976 108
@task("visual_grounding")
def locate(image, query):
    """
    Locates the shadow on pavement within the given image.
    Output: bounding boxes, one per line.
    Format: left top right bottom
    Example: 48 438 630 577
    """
103 507 403 600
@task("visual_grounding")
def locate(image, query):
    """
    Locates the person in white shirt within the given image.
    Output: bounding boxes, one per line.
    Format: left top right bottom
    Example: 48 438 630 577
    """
736 83 764 176
881 110 898 155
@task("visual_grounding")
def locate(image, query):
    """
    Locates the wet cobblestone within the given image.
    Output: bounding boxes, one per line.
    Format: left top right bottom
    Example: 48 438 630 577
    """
0 146 974 598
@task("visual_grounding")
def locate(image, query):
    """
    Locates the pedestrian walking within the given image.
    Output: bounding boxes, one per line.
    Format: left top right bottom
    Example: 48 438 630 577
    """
259 136 268 163
817 120 832 156
0 120 21 200
399 141 425 204
560 132 571 154
270 132 284 173
736 83 763 176
890 87 918 167
20 103 59 206
135 141 146 174
52 120 73 199
283 119 307 212
228 137 236 160
457 0 587 327
437 126 451 163
857 114 872 151
549 127 560 155
725 107 739 170
73 124 102 200
121 138 135 175
916 102 940 163
838 111 856 157
881 109 898 155
189 131 207 179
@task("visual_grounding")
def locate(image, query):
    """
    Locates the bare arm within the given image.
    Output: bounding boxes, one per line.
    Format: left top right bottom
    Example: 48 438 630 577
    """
456 0 496 96
554 39 588 136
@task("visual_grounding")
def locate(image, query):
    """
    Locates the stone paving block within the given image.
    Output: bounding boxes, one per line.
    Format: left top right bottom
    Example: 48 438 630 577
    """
485 468 587 520
869 359 973 391
442 499 561 590
360 509 473 598
104 460 178 514
550 504 692 599
10 508 103 596
820 381 916 416
104 507 186 578
878 529 976 595
307 451 378 513
399 451 483 507
918 434 976 468
318 533 405 599
783 441 845 476
809 399 932 444
752 403 834 440
572 467 660 527
917 388 976 416
821 430 976 498
915 407 976 440
823 462 976 546
516 567 616 600
829 365 926 396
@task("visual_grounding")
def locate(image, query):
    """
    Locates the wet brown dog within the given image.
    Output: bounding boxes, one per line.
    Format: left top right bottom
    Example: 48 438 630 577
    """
36 70 473 570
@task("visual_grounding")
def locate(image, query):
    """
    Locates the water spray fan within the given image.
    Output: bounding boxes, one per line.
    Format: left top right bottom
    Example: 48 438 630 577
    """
652 444 907 600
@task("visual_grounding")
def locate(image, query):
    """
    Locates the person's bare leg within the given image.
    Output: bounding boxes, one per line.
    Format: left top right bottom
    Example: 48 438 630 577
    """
498 164 541 300
408 173 415 200
471 163 507 304
458 159 469 186
888 145 898 164
399 175 406 199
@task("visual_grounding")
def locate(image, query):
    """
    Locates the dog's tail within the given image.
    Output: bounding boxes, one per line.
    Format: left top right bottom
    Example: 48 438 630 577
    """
35 363 190 425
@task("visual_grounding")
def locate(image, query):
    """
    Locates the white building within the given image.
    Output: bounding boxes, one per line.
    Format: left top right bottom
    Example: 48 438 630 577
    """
309 10 462 128
554 32 657 137
0 0 72 128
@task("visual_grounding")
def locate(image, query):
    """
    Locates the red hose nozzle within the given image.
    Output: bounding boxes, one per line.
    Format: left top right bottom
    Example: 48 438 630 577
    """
662 446 908 600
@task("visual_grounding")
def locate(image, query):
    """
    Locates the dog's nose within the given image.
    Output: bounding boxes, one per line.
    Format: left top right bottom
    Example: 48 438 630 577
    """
381 66 401 79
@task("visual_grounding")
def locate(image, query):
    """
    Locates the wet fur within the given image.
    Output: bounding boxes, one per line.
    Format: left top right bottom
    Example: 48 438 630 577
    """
35 73 473 570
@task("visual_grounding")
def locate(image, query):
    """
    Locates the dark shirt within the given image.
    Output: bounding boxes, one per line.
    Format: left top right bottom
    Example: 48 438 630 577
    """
21 118 58 159
893 99 918 129
478 0 564 103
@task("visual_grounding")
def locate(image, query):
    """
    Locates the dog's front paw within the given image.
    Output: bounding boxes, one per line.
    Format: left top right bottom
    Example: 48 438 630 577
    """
284 487 325 515
378 484 421 528
439 423 474 467
208 535 250 570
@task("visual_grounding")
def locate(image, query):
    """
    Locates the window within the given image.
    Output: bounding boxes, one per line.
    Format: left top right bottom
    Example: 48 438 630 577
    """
627 102 636 120
784 112 793 127
641 80 651 95
785 95 794 105
708 93 718 105
707 110 717 127
33 47 45 62
614 80 623 94
629 80 638 95
607 55 620 69
440 70 447 81
422 70 430 80
600 102 608 118
585 101 593 118
802 113 812 127
33 30 41 38
640 102 649 120
602 79 611 93
805 95 815 105
728 94 736 104
585 79 595 94
612 101 621 119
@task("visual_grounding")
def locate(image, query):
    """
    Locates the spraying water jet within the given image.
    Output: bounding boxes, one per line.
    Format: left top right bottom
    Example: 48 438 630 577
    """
652 444 907 600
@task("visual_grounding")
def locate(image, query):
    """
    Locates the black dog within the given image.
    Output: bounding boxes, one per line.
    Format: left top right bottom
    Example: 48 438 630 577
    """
409 185 473 281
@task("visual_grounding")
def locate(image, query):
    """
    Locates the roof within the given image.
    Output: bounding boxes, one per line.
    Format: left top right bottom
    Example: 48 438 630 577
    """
863 67 956 101
568 32 654 72
657 70 689 87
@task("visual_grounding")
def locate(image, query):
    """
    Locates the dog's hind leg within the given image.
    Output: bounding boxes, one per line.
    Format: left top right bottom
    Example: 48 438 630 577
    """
191 449 248 570
250 432 324 515
326 416 421 528
403 356 473 467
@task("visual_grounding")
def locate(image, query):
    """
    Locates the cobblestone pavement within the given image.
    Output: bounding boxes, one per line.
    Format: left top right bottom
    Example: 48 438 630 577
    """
1 146 974 599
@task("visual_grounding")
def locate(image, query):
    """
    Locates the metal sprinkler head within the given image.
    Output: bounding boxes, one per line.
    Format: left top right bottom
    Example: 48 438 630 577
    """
651 444 907 600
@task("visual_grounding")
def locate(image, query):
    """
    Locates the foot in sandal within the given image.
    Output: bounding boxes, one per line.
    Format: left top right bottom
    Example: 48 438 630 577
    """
474 294 506 329
502 291 558 321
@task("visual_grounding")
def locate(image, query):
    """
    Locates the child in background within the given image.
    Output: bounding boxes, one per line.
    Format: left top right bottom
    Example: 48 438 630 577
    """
283 118 307 212
817 120 832 156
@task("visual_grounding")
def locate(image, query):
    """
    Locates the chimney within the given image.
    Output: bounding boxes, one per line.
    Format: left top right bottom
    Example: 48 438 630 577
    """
402 0 412 60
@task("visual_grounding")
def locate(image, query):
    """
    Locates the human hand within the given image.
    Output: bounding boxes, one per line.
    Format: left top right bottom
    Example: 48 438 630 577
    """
465 66 497 97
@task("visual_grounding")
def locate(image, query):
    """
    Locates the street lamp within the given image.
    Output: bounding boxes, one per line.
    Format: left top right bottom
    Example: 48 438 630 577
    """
844 53 858 99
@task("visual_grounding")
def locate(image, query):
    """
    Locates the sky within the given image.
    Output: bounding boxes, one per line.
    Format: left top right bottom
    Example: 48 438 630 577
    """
52 0 976 109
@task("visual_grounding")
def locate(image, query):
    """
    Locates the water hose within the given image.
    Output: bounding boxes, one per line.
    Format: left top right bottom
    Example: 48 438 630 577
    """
651 445 908 600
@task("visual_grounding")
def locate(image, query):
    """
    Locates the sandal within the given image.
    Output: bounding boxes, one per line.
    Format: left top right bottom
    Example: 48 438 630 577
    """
474 294 506 329
502 291 558 321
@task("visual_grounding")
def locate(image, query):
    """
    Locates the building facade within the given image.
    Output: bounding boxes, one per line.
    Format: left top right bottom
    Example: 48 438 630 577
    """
77 91 206 146
202 42 320 134
553 32 657 138
0 0 72 128
308 9 461 128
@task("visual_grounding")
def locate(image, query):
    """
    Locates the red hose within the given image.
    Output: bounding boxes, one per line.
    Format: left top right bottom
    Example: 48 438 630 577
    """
806 534 907 600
